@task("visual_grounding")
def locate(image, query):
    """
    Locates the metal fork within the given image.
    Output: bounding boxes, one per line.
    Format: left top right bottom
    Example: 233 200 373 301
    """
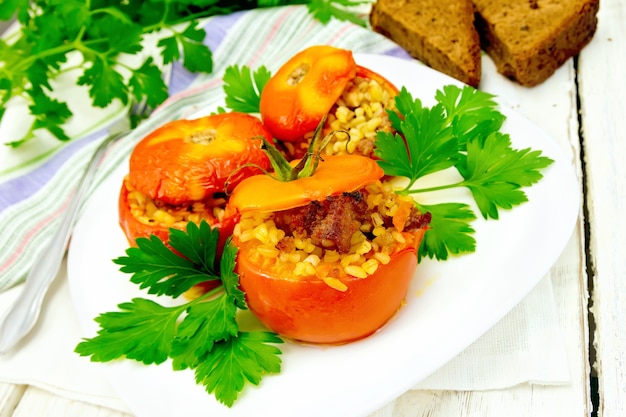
0 61 171 353
0 128 134 354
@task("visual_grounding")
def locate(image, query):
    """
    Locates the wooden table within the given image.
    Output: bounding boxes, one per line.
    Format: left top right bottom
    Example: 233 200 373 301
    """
0 0 623 415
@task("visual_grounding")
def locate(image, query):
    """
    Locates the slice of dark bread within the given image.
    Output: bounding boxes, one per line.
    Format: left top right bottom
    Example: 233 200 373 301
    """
472 0 600 86
370 0 482 87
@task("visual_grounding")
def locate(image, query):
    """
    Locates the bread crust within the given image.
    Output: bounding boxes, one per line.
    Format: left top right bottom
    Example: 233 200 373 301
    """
473 0 600 86
370 0 482 87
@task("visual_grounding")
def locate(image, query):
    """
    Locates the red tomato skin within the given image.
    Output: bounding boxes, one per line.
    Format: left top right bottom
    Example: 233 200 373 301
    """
118 180 236 253
129 113 273 205
236 248 418 344
118 180 170 246
259 45 357 142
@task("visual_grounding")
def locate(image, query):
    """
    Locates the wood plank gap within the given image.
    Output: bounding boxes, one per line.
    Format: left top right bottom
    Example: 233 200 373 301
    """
0 383 27 417
573 54 598 417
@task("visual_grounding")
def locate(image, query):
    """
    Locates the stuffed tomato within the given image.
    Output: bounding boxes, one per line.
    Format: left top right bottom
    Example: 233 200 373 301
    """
118 112 273 248
229 155 431 344
259 45 399 159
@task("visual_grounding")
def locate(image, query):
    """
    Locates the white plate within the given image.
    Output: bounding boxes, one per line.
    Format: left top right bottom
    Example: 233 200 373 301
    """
67 54 579 417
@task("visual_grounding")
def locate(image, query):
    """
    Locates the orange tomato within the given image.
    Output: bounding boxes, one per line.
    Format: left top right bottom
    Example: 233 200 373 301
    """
229 154 429 344
259 45 357 142
236 245 422 344
128 112 273 205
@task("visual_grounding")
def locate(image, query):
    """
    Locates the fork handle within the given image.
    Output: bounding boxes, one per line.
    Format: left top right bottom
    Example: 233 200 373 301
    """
0 131 129 354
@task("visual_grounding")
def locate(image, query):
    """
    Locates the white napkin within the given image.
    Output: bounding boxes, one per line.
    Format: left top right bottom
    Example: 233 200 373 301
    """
414 272 570 390
0 263 569 415
0 261 130 413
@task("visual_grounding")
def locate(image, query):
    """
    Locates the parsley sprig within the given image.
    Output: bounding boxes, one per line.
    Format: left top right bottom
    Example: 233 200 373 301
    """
75 221 283 407
220 66 554 261
375 86 554 260
0 0 368 147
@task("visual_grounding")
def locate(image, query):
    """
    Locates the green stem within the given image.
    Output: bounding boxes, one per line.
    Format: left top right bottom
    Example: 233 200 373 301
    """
158 0 172 27
90 6 133 21
11 39 82 73
259 116 335 182
183 282 224 304
403 181 465 194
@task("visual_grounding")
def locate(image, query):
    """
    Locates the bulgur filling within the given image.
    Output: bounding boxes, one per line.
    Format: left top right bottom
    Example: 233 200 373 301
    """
322 74 396 157
280 74 397 159
233 181 431 291
124 176 226 229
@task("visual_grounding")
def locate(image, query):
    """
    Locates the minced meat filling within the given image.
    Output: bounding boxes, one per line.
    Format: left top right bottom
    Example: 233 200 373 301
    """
273 190 431 254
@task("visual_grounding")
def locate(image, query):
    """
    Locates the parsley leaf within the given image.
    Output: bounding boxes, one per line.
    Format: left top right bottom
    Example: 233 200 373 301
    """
75 297 181 365
167 220 219 274
375 86 554 260
177 22 214 74
113 222 222 298
127 57 169 108
387 85 424 131
194 331 283 407
157 36 181 64
223 64 272 113
76 221 284 407
77 56 129 108
435 84 506 148
456 132 554 219
171 295 239 370
28 87 72 140
414 202 477 261
219 237 247 309
0 0 28 20
375 101 458 187
5 85 73 147
86 14 144 55
305 0 369 27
